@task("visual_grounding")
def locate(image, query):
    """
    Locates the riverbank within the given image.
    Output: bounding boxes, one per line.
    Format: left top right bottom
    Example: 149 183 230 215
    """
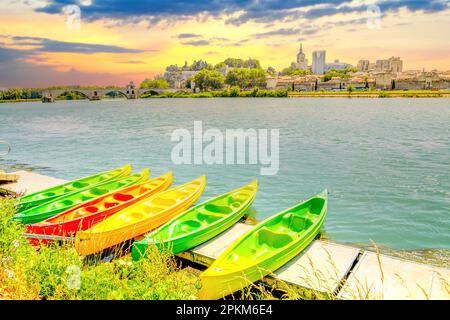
288 90 450 98
0 98 41 103
1 89 449 103
1 171 449 300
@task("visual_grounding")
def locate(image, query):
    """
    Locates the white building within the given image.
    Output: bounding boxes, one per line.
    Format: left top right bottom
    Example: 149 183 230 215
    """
312 50 326 75
325 59 352 71
357 60 370 71
375 57 403 73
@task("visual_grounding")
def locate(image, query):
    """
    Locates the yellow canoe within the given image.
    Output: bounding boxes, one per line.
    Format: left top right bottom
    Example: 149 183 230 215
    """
75 175 206 255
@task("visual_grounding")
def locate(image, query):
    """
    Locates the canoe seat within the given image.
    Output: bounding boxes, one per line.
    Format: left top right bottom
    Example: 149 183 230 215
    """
203 204 232 214
152 197 176 207
90 188 108 196
281 213 312 232
83 206 99 214
72 181 89 189
41 192 56 198
53 199 74 208
113 193 134 202
170 220 202 236
230 192 250 203
104 201 119 208
139 186 152 193
198 212 224 223
257 227 293 249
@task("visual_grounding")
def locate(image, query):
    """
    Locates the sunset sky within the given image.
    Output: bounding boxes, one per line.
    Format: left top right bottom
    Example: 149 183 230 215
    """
1 0 449 87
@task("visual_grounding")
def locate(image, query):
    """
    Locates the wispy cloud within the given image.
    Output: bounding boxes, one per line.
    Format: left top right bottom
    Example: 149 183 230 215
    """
177 33 202 39
122 60 146 64
11 36 144 54
254 26 320 39
181 39 210 46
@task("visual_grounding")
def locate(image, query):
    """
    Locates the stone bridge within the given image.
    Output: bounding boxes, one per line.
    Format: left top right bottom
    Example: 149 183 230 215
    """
40 82 181 102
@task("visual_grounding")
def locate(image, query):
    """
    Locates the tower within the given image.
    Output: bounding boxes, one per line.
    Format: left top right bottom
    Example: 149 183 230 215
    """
295 43 308 70
312 50 326 75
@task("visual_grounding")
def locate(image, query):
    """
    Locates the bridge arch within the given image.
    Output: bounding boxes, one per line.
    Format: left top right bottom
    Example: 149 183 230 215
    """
55 90 90 100
139 89 162 97
104 90 129 99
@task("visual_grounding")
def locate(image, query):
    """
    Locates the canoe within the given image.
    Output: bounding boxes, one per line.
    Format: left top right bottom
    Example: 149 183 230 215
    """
13 169 149 225
75 176 206 256
25 172 173 245
17 164 131 213
132 180 258 260
197 190 328 300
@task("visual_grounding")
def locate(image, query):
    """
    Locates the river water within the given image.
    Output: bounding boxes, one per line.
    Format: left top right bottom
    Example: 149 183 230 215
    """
1 98 449 250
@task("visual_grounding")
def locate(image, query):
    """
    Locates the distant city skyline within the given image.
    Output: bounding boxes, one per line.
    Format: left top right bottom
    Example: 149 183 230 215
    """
1 1 449 87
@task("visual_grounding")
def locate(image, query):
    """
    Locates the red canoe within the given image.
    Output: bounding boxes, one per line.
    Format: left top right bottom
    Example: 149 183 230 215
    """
25 172 173 245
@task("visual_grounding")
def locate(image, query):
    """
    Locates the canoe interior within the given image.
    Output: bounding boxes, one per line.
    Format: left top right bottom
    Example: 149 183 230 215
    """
224 196 326 267
48 173 171 223
87 177 205 233
159 183 256 239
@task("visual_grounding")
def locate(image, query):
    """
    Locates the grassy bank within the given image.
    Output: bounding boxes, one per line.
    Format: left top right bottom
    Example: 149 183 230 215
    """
289 90 450 98
0 197 197 300
142 87 289 98
0 99 41 103
1 89 449 103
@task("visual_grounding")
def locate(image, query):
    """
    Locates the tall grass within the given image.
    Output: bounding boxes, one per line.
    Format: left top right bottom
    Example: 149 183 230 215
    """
0 197 196 300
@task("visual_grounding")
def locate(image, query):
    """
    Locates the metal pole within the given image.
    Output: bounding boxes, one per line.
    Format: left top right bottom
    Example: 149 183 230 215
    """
21 233 76 242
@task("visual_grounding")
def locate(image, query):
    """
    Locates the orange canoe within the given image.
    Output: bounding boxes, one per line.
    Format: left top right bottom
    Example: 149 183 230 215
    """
75 176 206 255
25 172 173 245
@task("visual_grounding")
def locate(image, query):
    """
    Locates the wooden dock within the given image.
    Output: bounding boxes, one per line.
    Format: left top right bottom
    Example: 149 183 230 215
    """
0 170 66 195
1 170 449 300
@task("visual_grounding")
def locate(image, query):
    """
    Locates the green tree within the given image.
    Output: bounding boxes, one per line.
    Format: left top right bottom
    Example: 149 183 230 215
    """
193 69 224 91
347 84 355 93
140 78 169 89
266 66 276 76
248 68 267 88
229 86 240 97
225 68 248 88
1 88 21 100
214 62 226 70
225 68 267 89
190 60 211 71
323 67 358 82
222 58 261 69
279 67 311 76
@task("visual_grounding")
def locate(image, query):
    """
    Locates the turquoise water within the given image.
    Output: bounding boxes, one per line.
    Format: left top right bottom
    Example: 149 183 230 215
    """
1 98 449 250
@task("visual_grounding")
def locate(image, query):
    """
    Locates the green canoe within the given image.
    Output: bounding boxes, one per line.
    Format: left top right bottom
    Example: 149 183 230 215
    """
17 164 132 213
197 190 328 300
13 168 149 224
131 180 258 260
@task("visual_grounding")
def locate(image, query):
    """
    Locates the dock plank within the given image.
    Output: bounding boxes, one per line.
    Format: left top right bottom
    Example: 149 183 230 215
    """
0 170 66 195
178 223 360 297
338 251 450 300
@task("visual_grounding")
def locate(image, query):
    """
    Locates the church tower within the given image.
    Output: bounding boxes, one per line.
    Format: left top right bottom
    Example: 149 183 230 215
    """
295 43 308 70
